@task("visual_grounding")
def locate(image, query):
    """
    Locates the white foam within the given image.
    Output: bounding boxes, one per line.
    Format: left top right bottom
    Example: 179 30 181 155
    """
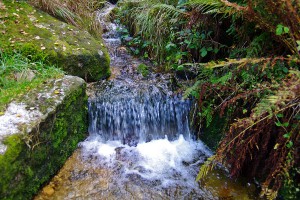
80 135 212 190
137 135 186 171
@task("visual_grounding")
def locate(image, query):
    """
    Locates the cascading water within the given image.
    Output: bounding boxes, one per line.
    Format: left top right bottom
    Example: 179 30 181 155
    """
35 3 258 199
89 3 194 145
88 81 192 145
80 3 214 198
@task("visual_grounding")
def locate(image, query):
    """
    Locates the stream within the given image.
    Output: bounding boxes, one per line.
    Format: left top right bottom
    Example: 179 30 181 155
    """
35 3 259 200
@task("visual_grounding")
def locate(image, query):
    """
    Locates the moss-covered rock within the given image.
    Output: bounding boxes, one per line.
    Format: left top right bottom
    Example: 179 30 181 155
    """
0 0 110 82
0 75 88 199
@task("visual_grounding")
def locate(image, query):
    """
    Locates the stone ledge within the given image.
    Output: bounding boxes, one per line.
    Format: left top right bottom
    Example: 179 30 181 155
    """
0 75 88 199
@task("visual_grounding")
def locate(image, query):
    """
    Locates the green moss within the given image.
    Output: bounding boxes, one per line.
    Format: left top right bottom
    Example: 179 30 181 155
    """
201 115 227 151
137 63 149 77
199 108 233 151
0 1 110 82
0 82 87 199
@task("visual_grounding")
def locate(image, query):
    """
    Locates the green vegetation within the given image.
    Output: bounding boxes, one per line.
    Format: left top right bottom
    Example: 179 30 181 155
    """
0 0 110 82
116 0 300 199
137 63 149 77
0 52 63 112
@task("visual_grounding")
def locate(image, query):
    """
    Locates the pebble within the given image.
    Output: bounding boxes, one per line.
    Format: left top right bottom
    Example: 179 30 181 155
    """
42 185 55 196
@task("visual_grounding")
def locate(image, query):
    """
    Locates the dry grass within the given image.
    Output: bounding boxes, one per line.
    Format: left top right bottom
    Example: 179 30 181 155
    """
28 0 107 38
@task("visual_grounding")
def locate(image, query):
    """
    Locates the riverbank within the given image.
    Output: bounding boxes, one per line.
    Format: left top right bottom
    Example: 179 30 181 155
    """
0 0 110 198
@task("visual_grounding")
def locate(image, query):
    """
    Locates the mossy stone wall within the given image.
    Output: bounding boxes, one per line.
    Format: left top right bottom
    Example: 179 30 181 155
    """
0 76 87 199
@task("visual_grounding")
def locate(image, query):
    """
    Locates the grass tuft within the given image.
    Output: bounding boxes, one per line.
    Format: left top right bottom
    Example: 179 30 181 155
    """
0 51 64 112
28 0 107 38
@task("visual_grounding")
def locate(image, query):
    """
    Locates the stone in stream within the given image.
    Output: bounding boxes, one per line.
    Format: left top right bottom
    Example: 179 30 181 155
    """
42 186 55 196
0 75 88 199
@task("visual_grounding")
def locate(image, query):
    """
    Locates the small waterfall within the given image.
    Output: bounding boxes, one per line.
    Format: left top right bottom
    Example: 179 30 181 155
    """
88 81 192 145
89 3 193 146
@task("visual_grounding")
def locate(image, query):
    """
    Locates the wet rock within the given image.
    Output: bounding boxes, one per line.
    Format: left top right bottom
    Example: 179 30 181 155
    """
123 36 133 42
175 68 197 80
14 69 35 82
42 186 55 196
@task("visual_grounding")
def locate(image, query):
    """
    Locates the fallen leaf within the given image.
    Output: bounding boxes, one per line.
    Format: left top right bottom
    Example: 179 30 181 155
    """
20 30 28 35
54 90 60 94
0 3 7 10
12 13 20 18
16 114 22 117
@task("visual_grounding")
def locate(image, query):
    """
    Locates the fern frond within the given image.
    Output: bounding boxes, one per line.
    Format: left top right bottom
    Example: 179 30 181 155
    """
196 155 217 181
187 0 235 16
183 80 201 98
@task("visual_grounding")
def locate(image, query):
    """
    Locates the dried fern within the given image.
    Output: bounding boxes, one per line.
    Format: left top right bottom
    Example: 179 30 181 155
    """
215 71 300 199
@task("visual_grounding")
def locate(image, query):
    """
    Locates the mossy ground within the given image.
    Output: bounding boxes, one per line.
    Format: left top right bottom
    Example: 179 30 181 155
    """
0 0 110 82
0 77 87 199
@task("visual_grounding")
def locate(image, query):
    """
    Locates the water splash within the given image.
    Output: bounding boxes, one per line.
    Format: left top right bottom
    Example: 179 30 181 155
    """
79 135 214 199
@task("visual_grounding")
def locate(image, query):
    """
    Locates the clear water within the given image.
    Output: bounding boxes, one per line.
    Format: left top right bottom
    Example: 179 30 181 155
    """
35 3 259 199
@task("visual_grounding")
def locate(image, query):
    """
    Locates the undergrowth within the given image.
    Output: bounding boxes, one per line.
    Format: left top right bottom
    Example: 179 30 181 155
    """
0 51 63 112
117 0 300 199
189 58 300 199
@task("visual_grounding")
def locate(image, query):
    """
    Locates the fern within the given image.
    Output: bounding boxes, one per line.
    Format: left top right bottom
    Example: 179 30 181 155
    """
196 155 217 181
187 0 228 16
183 80 201 98
201 104 213 127
246 33 270 57
210 71 232 85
